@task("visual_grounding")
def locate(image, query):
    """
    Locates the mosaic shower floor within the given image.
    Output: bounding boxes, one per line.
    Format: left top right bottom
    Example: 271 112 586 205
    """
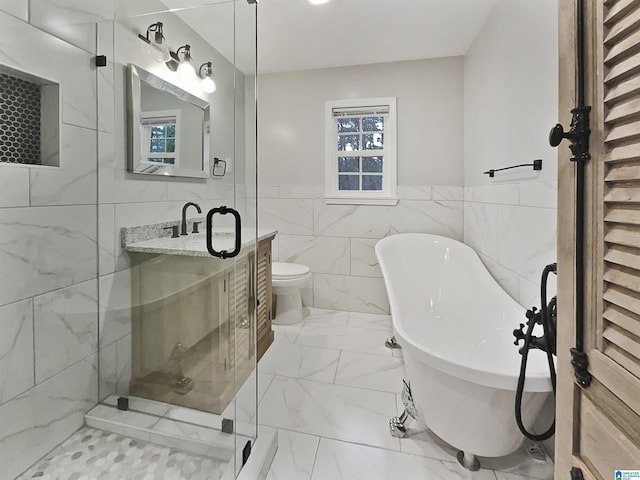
17 427 229 480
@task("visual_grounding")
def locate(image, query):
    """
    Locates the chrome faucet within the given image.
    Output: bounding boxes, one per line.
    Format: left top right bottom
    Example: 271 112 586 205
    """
181 202 202 236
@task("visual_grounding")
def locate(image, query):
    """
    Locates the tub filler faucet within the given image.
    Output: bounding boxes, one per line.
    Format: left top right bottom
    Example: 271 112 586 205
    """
181 202 202 236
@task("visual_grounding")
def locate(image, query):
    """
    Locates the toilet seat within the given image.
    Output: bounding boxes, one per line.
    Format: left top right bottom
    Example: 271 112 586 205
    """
272 262 310 280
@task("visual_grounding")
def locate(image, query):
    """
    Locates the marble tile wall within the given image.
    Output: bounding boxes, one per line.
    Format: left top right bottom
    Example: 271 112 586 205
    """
258 184 464 314
0 6 105 477
463 182 557 309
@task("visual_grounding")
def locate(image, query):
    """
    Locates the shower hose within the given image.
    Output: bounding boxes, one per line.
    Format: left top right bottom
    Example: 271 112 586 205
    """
514 262 557 441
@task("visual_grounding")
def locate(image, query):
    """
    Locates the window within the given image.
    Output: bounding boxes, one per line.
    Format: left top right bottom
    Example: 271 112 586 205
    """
140 109 180 166
325 97 397 205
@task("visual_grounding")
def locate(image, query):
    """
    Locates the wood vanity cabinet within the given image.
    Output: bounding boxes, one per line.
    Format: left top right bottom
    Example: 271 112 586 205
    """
128 231 275 414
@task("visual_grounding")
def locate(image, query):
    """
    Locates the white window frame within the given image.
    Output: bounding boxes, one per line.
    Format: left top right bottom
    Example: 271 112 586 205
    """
325 97 397 205
140 109 180 167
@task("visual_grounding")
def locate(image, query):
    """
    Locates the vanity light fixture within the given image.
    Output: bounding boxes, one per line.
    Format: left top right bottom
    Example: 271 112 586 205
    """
199 62 217 93
166 44 196 79
138 22 171 62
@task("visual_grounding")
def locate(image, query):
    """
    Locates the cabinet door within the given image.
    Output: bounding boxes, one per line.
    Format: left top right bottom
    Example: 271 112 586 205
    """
556 0 640 477
257 240 274 360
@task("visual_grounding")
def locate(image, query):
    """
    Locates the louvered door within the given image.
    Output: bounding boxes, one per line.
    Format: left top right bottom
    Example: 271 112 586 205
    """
257 237 274 360
556 0 640 477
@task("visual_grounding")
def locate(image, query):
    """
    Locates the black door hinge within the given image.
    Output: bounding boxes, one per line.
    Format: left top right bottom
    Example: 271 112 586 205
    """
95 55 107 67
242 440 252 466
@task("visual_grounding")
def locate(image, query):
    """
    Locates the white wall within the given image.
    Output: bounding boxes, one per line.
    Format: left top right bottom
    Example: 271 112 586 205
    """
463 0 559 309
257 58 465 313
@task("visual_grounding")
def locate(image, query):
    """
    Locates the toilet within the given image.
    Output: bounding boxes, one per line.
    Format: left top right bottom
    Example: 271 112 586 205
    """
271 262 311 325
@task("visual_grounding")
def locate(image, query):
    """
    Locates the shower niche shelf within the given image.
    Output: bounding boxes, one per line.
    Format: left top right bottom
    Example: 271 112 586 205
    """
0 64 60 167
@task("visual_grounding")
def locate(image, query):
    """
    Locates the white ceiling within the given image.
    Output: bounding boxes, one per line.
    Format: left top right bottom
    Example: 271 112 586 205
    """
173 0 500 74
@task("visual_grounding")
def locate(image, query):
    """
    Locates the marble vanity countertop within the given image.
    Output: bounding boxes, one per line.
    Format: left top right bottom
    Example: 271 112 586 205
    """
125 228 276 258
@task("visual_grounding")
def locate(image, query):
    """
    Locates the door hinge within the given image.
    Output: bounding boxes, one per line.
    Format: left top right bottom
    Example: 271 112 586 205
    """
570 467 585 480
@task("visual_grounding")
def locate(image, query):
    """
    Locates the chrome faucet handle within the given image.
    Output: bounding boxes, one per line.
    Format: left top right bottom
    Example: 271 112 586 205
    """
192 221 201 234
164 225 179 238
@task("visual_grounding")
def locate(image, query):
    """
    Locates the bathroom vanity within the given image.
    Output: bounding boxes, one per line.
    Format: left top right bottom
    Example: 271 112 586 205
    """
124 228 275 414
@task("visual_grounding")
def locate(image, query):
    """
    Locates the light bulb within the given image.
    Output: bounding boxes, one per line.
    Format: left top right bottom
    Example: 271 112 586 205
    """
202 76 217 93
307 0 330 4
178 59 196 79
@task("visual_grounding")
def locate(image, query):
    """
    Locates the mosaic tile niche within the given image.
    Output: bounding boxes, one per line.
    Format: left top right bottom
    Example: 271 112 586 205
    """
0 65 59 166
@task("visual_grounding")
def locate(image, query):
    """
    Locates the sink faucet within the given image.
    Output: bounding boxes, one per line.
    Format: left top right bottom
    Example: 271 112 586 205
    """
181 202 202 236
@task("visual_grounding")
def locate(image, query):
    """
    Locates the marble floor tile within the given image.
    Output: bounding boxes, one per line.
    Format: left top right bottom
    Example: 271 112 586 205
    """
481 445 554 480
272 322 304 343
495 473 543 480
266 429 320 480
259 376 400 451
310 437 498 480
347 311 392 330
334 350 406 393
258 342 341 383
295 322 391 356
303 307 350 326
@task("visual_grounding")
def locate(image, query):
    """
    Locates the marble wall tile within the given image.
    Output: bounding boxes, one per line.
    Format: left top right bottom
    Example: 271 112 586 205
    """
0 205 97 306
390 200 463 240
259 199 314 235
0 166 29 207
498 206 557 285
519 180 558 209
96 21 115 134
397 185 432 200
478 253 520 303
98 341 117 401
0 299 34 404
167 181 235 202
432 185 464 201
314 201 390 239
464 184 519 205
255 185 279 199
0 11 96 129
99 204 116 276
29 0 115 53
278 185 324 199
313 274 389 314
0 0 28 21
98 132 168 205
99 269 132 347
518 275 557 311
278 235 350 275
116 334 132 396
350 238 381 278
30 124 98 206
33 280 98 384
463 202 499 260
0 354 98 480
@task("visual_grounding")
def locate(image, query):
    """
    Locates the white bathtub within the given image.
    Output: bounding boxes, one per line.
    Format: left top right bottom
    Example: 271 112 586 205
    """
375 233 552 459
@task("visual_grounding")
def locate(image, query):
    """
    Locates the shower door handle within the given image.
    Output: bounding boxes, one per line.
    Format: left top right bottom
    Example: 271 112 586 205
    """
206 206 242 259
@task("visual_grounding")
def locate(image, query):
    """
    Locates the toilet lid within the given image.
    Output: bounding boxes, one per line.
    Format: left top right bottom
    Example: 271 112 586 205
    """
272 262 311 279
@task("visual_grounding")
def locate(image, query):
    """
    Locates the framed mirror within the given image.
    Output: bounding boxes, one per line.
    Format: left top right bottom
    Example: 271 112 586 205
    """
127 63 210 179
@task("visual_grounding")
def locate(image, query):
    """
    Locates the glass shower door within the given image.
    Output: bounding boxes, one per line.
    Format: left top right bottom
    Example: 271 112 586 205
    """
95 0 258 477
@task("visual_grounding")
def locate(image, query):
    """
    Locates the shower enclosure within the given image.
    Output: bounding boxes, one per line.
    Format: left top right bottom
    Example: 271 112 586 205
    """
0 1 264 478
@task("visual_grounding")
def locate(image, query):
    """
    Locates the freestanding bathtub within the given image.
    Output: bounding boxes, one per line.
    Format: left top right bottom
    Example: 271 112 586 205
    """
375 233 552 464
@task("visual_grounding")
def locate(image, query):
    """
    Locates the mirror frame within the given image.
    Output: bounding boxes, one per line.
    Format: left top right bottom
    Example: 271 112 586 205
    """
127 63 210 179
